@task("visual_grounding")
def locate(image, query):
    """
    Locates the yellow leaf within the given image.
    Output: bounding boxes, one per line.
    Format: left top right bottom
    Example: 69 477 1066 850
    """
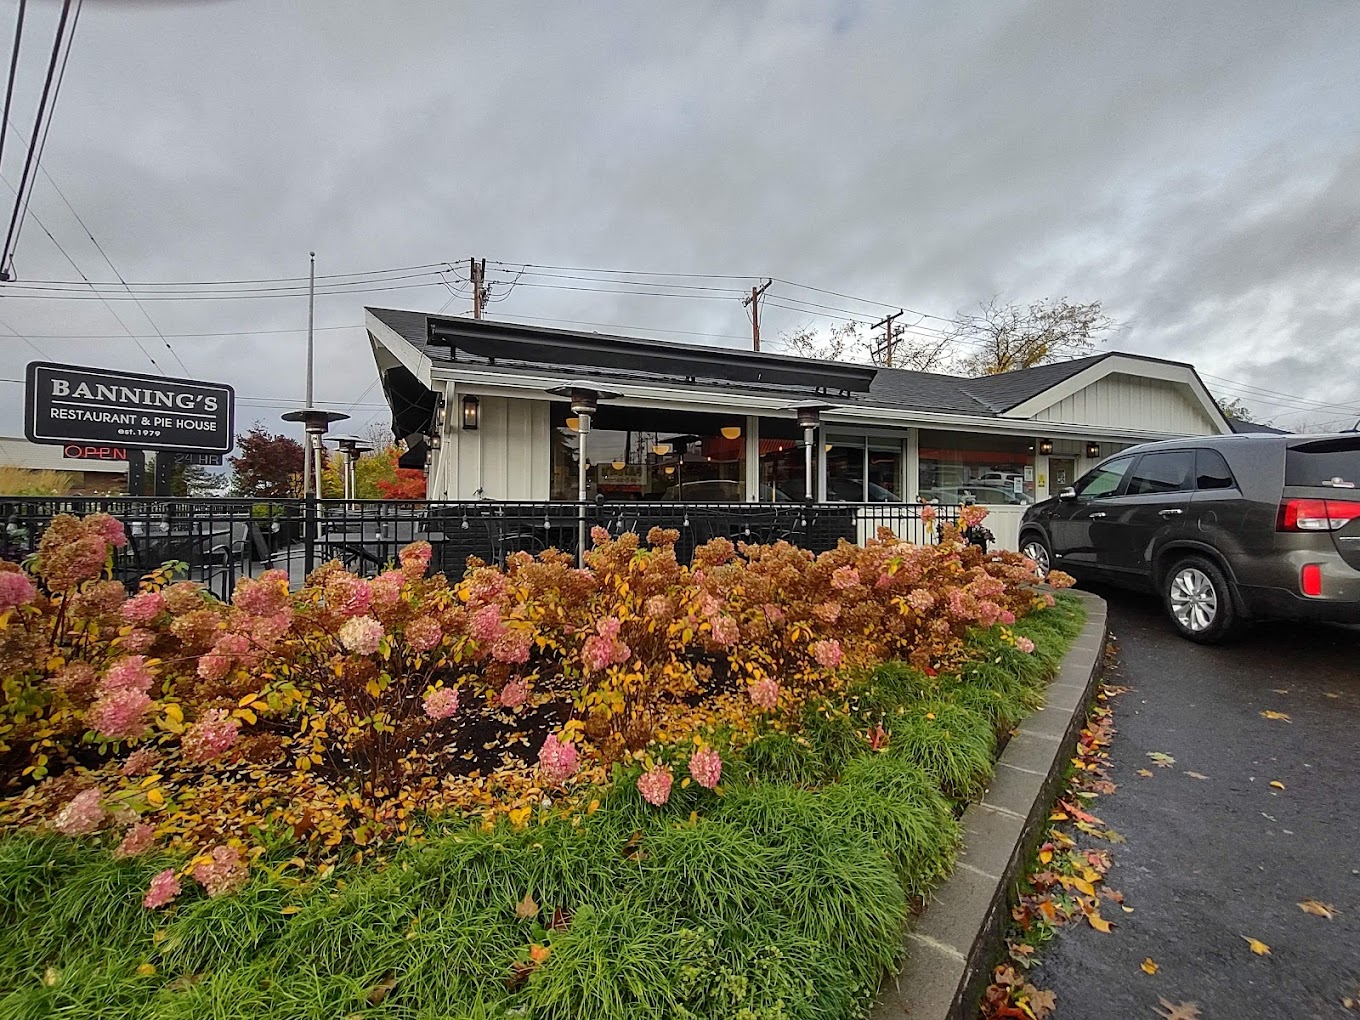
238 691 260 707
508 806 532 828
1087 912 1113 933
135 963 156 977
1259 711 1291 722
145 789 165 807
1242 936 1271 955
164 703 184 724
1298 900 1336 920
234 708 258 725
1137 769 1154 777
529 943 551 964
587 799 600 815
1269 781 1285 790
515 892 538 919
1070 877 1096 897
1038 849 1053 865
1141 958 1159 975
280 905 302 915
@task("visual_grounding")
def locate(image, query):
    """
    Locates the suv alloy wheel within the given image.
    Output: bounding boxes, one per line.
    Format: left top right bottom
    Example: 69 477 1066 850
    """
1020 533 1051 578
1163 555 1237 644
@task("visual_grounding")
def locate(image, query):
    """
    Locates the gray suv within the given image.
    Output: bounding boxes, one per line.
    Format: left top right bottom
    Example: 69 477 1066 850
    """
1019 433 1360 642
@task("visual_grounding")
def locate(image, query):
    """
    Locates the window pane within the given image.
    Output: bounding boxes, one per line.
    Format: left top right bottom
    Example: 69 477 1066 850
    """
1285 437 1360 488
826 444 864 502
1075 458 1131 498
919 430 1035 504
867 449 902 502
1194 449 1235 490
1126 452 1195 495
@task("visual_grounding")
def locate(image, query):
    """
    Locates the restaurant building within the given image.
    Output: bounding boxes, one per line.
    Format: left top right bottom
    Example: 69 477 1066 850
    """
366 308 1231 549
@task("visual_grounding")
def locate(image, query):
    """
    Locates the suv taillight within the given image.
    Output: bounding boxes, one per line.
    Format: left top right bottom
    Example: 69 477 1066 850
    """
1278 498 1360 532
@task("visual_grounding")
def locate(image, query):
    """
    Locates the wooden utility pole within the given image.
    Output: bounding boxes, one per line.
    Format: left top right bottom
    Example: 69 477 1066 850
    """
870 309 904 366
470 257 488 319
742 278 773 351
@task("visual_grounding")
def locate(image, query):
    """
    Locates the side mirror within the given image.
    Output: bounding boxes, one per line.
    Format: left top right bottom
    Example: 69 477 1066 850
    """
1058 487 1078 502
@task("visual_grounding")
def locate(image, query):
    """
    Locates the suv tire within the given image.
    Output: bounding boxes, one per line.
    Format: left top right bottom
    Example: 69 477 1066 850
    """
1019 531 1052 579
1162 555 1237 644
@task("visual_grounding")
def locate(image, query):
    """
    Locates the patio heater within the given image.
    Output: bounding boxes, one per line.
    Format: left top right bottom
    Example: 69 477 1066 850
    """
282 409 349 498
328 435 363 499
547 385 617 564
793 405 831 502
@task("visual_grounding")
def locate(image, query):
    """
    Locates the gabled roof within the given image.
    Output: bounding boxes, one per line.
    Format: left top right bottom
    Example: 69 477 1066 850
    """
365 308 1225 430
1228 419 1290 435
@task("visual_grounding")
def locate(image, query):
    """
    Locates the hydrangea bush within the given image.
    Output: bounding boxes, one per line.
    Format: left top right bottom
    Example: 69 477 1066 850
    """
0 511 1072 885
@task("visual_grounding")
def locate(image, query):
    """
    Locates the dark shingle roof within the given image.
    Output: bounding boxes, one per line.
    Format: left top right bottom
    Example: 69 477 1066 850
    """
366 308 1190 420
1228 419 1290 435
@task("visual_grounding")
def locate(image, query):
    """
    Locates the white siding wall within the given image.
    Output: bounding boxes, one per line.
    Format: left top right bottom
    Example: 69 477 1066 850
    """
444 395 550 500
1034 374 1218 435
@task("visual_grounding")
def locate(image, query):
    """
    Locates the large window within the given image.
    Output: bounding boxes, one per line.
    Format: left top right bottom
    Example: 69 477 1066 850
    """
827 437 903 502
549 404 746 501
918 430 1035 505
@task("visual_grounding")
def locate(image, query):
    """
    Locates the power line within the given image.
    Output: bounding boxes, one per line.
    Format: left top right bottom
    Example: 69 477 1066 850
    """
14 260 463 288
0 0 73 279
0 1 27 193
1 266 455 297
0 277 455 301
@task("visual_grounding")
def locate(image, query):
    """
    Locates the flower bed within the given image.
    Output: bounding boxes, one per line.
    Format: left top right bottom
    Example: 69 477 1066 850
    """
0 512 1080 1020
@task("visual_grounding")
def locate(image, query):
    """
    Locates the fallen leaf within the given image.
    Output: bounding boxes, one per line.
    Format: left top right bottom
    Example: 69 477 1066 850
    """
1184 771 1210 780
1141 958 1159 975
1270 780 1286 791
1259 710 1291 722
528 943 551 964
136 963 156 977
1121 905 1135 913
1137 768 1154 777
1271 688 1289 695
1326 692 1339 699
1298 900 1337 920
366 972 397 1004
1242 935 1271 955
515 892 538 919
1154 998 1201 1020
1147 752 1176 768
1087 912 1113 932
1022 985 1057 1018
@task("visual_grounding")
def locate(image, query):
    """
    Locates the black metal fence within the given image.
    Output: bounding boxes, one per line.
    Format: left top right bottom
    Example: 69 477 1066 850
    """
0 496 961 599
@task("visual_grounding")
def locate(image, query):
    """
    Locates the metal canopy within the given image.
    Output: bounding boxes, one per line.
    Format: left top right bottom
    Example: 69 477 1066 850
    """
425 315 875 394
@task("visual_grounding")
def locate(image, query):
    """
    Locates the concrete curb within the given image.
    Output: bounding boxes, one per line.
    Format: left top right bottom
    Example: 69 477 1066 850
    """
872 589 1110 1020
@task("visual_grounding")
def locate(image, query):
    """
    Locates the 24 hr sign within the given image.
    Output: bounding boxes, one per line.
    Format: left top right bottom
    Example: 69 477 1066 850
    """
25 362 235 454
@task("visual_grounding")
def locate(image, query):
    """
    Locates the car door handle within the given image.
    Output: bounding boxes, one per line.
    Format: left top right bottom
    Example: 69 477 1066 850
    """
1158 508 1183 517
1088 511 1106 519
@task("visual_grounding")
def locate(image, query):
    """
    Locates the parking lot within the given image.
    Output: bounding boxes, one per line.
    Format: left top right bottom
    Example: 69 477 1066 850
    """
1032 587 1360 1019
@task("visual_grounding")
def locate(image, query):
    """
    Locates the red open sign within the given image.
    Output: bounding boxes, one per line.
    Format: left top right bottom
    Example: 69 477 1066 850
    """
63 444 128 461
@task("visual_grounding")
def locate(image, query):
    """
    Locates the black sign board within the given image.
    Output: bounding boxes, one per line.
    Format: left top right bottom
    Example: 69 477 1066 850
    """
25 362 235 454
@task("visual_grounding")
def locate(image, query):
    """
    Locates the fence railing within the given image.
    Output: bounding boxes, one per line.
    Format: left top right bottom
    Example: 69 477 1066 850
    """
0 496 962 599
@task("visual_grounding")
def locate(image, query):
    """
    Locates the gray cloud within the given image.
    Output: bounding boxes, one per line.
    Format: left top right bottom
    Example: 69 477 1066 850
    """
2 0 1359 445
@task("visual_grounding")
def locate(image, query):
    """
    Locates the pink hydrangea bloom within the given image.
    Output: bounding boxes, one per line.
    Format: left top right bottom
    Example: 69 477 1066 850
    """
251 610 292 649
192 844 248 898
121 591 166 625
399 540 433 577
467 568 509 606
423 686 460 720
43 535 109 590
976 601 1002 627
89 689 153 741
709 615 739 646
644 595 673 620
1015 636 1036 654
338 615 384 655
596 616 622 641
831 566 860 591
118 628 158 654
491 628 532 664
811 639 843 670
405 616 443 653
498 679 529 709
196 651 232 682
637 766 673 806
143 868 181 909
120 747 160 777
590 525 611 545
813 601 842 623
762 603 785 625
697 594 721 619
53 788 103 836
1043 593 1056 608
908 587 938 613
960 503 989 529
370 570 404 609
181 709 240 764
920 504 938 525
688 747 722 790
100 656 154 695
326 575 373 617
84 513 128 549
113 822 157 859
538 733 579 784
470 604 505 644
999 609 1016 626
749 677 779 711
0 570 37 609
232 574 289 617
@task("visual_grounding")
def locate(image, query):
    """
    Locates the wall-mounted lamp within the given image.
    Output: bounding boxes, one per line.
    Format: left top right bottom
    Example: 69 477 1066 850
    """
720 425 742 441
1038 438 1053 455
652 442 672 456
461 395 480 430
1086 442 1101 458
429 434 442 450
436 396 448 430
824 443 833 452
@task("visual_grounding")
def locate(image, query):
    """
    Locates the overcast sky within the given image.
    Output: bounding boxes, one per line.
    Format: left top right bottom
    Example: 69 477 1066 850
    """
1 0 1358 447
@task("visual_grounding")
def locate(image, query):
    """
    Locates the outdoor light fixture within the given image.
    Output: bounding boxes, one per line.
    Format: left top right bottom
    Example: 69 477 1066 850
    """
429 434 442 450
825 443 833 452
1086 442 1101 458
566 417 580 432
1038 438 1054 455
461 395 480 430
435 397 447 430
652 442 672 456
664 466 675 475
611 460 625 470
720 425 742 440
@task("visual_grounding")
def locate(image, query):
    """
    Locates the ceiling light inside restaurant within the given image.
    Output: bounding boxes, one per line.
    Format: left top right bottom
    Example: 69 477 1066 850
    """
566 417 580 432
720 426 742 440
611 460 625 470
652 443 672 456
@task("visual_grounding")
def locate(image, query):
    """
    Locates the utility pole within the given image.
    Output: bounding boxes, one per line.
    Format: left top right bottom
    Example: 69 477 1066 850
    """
470 257 488 319
870 309 903 367
302 251 316 496
742 278 772 351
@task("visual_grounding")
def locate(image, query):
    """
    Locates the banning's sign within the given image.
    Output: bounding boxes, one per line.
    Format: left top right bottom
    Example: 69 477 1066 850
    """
25 362 235 454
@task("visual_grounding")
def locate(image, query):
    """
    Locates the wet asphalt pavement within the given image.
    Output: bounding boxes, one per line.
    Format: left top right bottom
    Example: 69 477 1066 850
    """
1030 586 1360 1020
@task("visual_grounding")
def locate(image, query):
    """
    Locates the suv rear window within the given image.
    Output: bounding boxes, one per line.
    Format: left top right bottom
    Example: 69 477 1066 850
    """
1285 437 1360 489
